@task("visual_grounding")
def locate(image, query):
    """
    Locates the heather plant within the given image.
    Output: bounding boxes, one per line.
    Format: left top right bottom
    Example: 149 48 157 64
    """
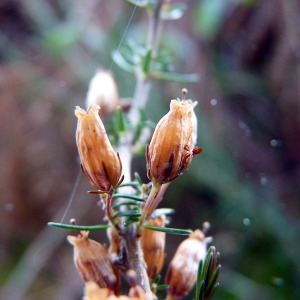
49 1 220 299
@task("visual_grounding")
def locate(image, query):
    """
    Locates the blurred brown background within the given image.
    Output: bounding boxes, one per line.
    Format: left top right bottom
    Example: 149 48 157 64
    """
0 0 299 299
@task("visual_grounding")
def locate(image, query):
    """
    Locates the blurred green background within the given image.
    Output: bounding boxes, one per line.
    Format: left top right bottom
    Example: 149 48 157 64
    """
0 0 299 299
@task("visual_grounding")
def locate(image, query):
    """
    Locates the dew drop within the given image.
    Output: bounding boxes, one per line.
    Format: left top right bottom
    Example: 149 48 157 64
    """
260 174 268 186
210 98 218 106
243 218 252 226
270 139 282 147
4 203 14 212
238 121 251 136
272 277 285 287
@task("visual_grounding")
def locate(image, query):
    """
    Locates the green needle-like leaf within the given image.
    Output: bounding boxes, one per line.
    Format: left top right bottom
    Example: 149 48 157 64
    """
114 106 127 134
118 181 140 188
143 225 192 235
142 48 152 76
113 211 141 219
112 193 146 202
134 172 143 186
112 200 141 210
194 246 221 300
48 222 110 231
112 50 134 73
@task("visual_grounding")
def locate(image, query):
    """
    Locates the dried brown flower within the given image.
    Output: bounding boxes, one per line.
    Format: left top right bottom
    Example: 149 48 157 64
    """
141 215 167 279
165 229 212 298
75 104 123 193
146 98 201 185
67 231 120 294
85 70 120 117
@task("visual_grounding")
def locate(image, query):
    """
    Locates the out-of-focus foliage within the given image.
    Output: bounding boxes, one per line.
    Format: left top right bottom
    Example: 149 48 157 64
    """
0 0 300 299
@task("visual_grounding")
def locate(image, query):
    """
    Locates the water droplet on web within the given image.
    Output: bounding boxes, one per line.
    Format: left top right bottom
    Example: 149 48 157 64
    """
238 121 251 136
260 174 268 185
272 277 285 286
243 218 252 226
4 203 14 212
270 139 282 147
210 98 218 106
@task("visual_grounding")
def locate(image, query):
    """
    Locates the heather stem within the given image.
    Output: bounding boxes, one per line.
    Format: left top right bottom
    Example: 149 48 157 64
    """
123 225 151 294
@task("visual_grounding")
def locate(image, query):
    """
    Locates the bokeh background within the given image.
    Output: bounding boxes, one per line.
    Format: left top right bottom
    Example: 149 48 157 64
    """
0 0 299 299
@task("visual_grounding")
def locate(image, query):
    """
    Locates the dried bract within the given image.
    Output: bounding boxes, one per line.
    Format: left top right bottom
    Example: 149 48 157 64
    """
165 229 212 298
67 231 120 294
75 104 123 193
141 215 167 279
146 98 201 185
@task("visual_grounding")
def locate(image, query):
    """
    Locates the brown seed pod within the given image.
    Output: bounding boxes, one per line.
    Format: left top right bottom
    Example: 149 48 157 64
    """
67 231 120 294
165 229 212 298
75 104 123 193
141 215 167 280
146 98 201 185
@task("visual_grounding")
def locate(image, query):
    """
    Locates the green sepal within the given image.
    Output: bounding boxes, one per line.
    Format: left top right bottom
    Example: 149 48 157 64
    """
48 222 110 231
143 225 192 235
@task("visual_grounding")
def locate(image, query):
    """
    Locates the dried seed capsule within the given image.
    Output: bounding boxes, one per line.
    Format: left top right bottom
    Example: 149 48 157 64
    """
85 70 120 117
165 230 212 298
75 104 123 193
141 215 167 280
67 231 120 294
146 98 201 185
84 281 111 300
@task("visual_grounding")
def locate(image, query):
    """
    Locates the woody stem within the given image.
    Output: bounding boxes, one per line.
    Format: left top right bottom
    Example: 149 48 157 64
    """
122 226 151 295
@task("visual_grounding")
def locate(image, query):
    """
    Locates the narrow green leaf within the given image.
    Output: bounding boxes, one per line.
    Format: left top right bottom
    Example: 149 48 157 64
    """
112 50 134 73
142 48 152 76
195 260 204 299
113 211 141 219
112 193 145 202
118 181 140 188
143 225 192 235
113 106 127 134
155 284 169 290
48 222 110 231
134 172 143 186
112 200 141 210
199 280 206 299
123 216 140 227
206 265 221 295
153 71 199 83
